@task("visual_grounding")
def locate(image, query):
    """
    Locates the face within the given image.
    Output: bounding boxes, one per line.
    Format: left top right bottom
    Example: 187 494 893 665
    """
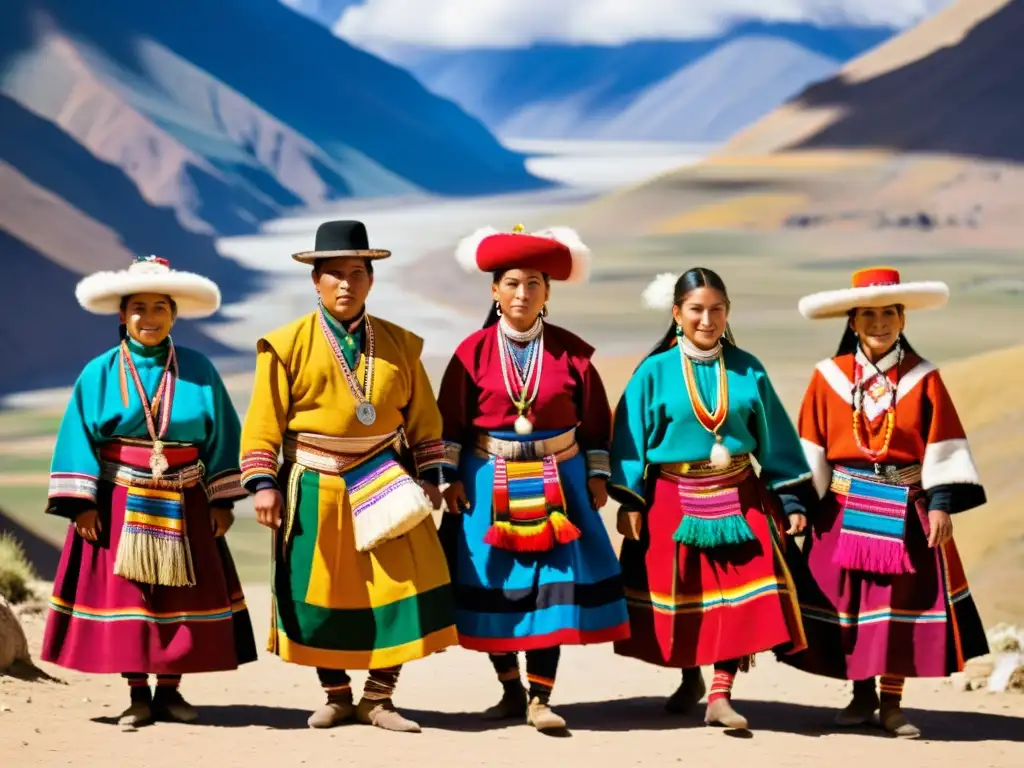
850 305 905 358
493 268 549 325
314 257 373 319
672 286 729 349
120 293 175 346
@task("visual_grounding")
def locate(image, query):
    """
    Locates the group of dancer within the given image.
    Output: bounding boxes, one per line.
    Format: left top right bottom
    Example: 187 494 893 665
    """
39 219 989 739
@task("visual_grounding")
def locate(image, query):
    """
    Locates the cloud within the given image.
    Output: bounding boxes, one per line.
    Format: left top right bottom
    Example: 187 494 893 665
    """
335 0 956 48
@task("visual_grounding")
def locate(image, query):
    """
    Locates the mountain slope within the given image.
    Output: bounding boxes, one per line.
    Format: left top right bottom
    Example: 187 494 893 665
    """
0 0 543 240
0 94 250 395
377 22 895 140
593 37 840 142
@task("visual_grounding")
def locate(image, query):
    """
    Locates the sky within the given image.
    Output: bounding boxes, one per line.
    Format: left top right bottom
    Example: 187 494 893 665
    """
328 0 957 48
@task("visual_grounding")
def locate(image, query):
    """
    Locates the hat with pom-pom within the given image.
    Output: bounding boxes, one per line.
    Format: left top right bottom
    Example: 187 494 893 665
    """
75 255 222 318
454 223 591 283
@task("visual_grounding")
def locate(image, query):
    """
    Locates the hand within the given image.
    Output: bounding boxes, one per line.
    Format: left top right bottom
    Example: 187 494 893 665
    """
254 488 283 529
588 477 609 509
75 509 102 542
786 513 807 535
442 481 469 515
418 480 443 510
927 509 953 548
210 505 235 537
617 508 643 540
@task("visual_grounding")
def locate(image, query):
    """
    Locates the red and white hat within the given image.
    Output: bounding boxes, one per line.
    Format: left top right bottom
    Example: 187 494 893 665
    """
454 224 591 283
798 267 949 320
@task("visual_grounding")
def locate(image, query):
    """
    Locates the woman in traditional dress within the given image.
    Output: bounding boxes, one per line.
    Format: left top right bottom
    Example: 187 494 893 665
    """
436 224 630 732
780 267 989 738
609 268 815 731
41 255 257 729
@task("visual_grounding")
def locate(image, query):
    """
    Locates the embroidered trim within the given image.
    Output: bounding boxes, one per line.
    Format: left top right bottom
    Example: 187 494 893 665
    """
412 439 447 474
441 441 461 470
585 449 611 478
207 470 244 501
47 472 98 501
240 449 280 485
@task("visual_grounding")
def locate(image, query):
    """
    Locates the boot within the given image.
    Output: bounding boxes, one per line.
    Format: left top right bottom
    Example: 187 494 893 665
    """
482 683 528 720
118 701 154 731
307 691 356 729
704 698 748 730
880 703 921 739
527 696 566 732
665 669 707 714
835 689 880 727
152 687 198 724
356 698 421 733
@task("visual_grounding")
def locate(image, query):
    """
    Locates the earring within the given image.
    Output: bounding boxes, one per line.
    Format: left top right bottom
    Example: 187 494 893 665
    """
495 305 502 317
675 325 683 337
540 304 548 318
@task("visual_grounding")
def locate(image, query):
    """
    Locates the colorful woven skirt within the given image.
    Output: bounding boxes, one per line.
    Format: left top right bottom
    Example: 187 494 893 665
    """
40 444 257 675
270 452 458 669
614 460 806 668
439 429 630 653
779 473 989 680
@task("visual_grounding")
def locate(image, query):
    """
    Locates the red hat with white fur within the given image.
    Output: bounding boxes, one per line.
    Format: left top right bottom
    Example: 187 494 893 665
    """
454 224 591 283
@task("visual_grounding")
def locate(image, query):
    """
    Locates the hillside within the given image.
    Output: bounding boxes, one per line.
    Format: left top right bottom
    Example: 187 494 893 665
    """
566 0 1024 242
377 22 895 141
0 0 543 239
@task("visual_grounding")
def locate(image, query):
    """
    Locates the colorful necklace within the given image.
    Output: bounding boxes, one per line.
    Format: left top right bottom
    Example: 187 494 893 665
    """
119 339 178 479
679 339 732 468
851 350 899 462
497 317 544 435
318 307 377 426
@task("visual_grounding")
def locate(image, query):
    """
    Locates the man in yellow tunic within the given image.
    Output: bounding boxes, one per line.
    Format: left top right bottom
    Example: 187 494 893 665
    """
240 220 458 733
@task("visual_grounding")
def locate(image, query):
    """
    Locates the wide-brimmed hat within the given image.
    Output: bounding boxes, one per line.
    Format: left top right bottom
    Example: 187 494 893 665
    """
798 266 949 320
292 220 391 265
454 223 591 283
75 256 221 319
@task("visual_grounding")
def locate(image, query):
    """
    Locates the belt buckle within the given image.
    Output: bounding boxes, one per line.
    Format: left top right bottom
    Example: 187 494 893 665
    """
873 463 898 483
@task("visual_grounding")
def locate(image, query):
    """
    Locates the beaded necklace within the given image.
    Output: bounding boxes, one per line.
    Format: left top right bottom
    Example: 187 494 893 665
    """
678 336 731 468
497 316 544 435
851 345 901 462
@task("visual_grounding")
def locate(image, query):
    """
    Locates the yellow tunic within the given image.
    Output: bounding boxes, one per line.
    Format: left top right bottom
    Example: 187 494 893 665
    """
240 310 457 669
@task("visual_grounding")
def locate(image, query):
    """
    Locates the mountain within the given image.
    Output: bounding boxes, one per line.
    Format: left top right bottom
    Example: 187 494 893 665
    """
591 37 840 143
0 0 544 239
564 0 1024 243
0 93 249 395
374 22 896 141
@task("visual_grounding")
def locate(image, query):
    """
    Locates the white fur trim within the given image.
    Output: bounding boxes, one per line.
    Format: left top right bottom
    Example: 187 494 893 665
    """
532 226 591 283
921 438 981 489
798 281 949 320
895 360 936 404
642 272 678 310
815 359 854 404
454 226 500 273
75 260 221 319
801 438 831 499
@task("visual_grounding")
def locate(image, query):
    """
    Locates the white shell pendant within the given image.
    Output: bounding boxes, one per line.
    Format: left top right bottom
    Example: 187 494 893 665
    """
150 440 169 479
514 414 534 435
709 434 732 469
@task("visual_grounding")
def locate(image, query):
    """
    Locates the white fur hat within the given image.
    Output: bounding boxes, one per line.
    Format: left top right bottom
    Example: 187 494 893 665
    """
798 266 949 320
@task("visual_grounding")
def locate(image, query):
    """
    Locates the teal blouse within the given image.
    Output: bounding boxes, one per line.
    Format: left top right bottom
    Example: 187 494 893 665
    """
46 336 244 513
609 343 812 510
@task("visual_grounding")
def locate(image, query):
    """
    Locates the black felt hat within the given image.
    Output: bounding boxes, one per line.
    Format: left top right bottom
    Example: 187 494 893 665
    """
291 220 391 264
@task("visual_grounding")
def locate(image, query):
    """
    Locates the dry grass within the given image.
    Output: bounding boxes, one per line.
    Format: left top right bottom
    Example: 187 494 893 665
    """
0 532 37 605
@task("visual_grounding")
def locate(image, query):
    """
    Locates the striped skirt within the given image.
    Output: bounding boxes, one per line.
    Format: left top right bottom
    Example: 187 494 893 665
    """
41 443 257 674
779 466 989 679
270 446 458 670
439 429 630 652
614 458 806 667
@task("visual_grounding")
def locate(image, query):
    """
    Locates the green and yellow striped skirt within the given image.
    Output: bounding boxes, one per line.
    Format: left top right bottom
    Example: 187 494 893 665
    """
270 435 458 669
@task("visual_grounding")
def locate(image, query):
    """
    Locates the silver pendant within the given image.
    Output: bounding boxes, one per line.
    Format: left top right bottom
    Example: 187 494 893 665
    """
356 402 377 426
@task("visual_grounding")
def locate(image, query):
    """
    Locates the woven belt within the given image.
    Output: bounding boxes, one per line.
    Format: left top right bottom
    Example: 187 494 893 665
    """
100 459 204 490
831 463 922 491
659 453 753 481
474 428 578 462
283 430 404 476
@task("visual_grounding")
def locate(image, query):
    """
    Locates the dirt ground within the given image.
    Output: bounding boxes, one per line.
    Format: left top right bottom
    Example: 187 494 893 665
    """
3 579 1024 768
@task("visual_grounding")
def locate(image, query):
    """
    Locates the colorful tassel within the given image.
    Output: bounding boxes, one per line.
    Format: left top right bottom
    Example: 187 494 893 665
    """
831 468 915 575
672 484 754 549
114 486 195 587
486 455 578 552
